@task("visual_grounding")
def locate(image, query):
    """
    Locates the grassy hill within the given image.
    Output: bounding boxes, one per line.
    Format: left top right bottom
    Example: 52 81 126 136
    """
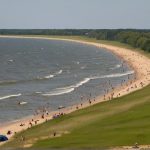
2 85 150 149
1 36 150 149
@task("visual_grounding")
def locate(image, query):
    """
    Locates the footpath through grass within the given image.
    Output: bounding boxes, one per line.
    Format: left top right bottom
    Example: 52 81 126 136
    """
1 36 150 149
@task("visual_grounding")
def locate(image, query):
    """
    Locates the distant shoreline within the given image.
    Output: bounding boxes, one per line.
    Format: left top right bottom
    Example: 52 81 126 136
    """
0 35 150 146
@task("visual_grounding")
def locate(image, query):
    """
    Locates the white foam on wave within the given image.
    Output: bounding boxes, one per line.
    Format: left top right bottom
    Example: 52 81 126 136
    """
8 59 14 62
44 74 54 79
74 78 90 88
35 91 42 94
73 61 80 65
41 70 134 97
81 66 86 70
56 70 63 75
92 70 134 79
0 93 22 100
42 78 90 96
42 87 75 96
111 64 122 70
40 70 63 80
76 61 80 65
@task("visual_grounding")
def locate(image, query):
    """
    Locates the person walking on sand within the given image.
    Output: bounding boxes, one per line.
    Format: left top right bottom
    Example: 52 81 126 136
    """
53 132 56 137
29 122 33 127
89 100 91 105
41 114 44 119
20 135 25 142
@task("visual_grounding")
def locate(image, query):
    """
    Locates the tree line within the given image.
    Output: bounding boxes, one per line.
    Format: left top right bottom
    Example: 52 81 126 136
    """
88 29 150 52
0 29 150 52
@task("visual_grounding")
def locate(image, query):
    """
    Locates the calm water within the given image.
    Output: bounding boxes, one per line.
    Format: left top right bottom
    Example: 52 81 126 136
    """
0 38 134 123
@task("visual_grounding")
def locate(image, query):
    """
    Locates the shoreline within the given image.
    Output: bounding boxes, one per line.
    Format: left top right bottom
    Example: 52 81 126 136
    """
0 35 150 146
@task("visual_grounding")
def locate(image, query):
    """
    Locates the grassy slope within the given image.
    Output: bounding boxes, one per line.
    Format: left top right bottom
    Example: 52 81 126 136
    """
3 85 150 149
1 36 150 149
34 86 150 148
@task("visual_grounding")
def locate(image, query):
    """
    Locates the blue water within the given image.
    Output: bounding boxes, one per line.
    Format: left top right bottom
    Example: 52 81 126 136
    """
0 37 134 123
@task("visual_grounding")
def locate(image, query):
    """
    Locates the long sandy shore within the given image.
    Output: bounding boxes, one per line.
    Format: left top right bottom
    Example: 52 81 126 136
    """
0 35 150 146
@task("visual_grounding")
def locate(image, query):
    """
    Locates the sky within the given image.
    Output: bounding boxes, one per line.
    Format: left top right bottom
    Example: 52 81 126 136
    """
0 0 150 29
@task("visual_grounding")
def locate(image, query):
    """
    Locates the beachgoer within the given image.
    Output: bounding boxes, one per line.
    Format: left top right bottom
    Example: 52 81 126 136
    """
20 123 25 126
7 130 12 135
42 114 44 119
53 132 56 137
29 122 33 127
89 100 91 104
20 135 25 142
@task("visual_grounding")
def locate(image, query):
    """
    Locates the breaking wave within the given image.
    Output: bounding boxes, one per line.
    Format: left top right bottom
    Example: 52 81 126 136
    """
42 78 90 96
38 69 63 79
56 70 63 75
0 70 63 85
92 70 134 79
42 74 54 79
110 64 122 70
42 87 75 96
0 93 22 101
42 70 134 96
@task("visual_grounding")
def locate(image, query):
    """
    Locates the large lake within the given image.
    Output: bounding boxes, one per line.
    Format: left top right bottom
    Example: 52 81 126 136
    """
0 38 134 123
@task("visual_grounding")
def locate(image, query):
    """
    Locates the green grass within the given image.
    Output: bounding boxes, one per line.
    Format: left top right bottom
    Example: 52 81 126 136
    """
2 85 150 149
1 35 150 149
33 86 150 149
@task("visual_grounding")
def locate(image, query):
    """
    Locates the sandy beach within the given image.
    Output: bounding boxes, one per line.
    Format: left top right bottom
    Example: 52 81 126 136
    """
0 35 150 146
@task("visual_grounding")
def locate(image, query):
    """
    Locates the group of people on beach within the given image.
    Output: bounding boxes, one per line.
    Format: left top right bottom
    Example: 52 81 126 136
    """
2 49 150 145
5 73 145 140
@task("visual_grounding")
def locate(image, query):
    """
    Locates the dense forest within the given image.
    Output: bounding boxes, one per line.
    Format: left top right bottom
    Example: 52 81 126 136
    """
0 29 150 52
88 29 150 52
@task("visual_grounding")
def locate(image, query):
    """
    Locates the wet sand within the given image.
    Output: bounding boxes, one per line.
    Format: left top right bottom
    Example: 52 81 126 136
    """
0 35 150 145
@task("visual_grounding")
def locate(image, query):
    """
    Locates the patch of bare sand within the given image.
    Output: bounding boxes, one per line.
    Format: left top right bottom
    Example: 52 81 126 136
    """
111 145 150 150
